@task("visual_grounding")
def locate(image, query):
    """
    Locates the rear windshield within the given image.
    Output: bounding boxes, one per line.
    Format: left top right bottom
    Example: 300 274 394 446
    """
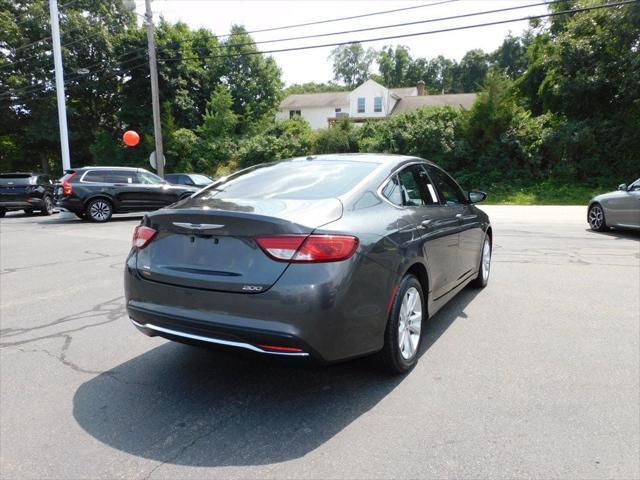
197 160 378 200
189 174 213 185
0 174 35 186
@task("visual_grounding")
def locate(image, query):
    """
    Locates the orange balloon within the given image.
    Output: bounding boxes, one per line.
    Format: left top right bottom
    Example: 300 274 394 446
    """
123 130 140 147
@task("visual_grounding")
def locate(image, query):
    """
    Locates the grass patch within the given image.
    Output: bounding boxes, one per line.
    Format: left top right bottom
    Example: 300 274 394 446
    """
483 181 611 205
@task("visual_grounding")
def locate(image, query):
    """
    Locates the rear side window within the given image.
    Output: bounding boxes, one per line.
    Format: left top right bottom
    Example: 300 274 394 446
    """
82 171 110 183
199 160 378 200
381 176 403 206
110 171 135 183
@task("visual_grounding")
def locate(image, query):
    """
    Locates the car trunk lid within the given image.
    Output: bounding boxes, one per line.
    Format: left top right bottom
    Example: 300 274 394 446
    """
135 197 342 293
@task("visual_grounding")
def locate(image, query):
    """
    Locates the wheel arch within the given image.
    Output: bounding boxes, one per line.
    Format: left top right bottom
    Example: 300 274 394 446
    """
403 261 430 313
85 194 115 209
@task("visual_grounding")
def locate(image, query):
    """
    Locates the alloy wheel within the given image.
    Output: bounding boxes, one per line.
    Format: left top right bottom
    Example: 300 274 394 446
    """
397 286 422 360
482 238 491 282
89 200 111 222
588 205 604 230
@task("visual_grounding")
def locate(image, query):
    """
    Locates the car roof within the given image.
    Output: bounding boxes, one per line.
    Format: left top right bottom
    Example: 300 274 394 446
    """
288 153 436 168
76 166 143 171
0 172 44 176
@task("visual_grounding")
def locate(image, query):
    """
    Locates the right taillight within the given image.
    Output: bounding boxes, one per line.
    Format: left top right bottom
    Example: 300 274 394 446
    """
256 234 358 263
132 225 157 249
62 172 76 195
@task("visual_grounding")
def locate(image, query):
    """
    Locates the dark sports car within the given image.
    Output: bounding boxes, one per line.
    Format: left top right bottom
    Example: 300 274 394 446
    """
125 154 492 373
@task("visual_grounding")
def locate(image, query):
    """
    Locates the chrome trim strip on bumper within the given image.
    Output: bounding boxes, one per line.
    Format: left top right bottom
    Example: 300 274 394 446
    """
130 319 309 357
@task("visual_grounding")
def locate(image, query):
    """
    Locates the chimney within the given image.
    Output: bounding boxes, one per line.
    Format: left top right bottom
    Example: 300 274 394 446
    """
417 80 425 96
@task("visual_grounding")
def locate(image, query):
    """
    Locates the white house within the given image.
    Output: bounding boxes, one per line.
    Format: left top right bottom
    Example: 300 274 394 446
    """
276 79 477 129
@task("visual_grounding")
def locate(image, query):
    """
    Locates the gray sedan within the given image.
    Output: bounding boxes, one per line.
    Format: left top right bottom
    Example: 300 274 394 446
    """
587 178 640 231
124 154 491 374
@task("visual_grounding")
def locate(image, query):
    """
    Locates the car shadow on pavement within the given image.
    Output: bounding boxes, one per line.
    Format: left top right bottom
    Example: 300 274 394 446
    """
72 287 482 467
585 228 640 240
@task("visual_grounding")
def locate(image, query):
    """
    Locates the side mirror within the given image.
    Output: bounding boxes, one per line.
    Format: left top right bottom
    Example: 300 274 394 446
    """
468 191 487 203
618 183 628 191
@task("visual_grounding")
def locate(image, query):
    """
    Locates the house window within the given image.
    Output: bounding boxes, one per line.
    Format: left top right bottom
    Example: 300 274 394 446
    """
374 96 383 113
357 97 365 113
289 110 301 119
335 108 341 113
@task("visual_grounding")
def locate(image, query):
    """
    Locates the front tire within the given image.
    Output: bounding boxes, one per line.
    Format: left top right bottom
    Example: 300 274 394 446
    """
86 198 113 222
378 274 425 374
470 236 491 288
588 203 608 231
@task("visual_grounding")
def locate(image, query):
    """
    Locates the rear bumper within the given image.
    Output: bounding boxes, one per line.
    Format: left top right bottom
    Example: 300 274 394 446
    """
0 198 43 209
55 197 84 213
124 249 395 363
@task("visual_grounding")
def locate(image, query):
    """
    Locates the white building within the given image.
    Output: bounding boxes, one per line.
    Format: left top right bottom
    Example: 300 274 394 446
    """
277 79 477 130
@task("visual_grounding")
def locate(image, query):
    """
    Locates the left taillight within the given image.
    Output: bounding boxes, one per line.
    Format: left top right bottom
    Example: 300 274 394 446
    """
256 234 359 263
62 171 76 195
132 225 157 249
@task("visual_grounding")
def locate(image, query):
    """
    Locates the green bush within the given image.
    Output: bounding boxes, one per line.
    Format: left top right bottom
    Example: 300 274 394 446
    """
236 117 314 167
312 119 359 154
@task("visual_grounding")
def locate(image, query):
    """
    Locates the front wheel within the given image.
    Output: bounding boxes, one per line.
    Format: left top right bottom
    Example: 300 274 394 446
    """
588 203 608 231
470 236 491 288
86 198 113 222
378 274 425 374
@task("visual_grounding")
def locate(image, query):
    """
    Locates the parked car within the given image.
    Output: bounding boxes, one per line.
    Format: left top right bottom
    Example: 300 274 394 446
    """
0 172 56 217
165 173 214 188
56 167 198 222
587 178 640 231
125 154 492 374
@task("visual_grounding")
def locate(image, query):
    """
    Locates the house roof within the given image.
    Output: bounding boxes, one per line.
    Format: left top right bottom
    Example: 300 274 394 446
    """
389 87 417 98
391 93 478 114
280 92 349 109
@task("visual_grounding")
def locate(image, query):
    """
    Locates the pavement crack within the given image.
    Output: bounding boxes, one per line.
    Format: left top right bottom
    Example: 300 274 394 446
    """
0 296 125 346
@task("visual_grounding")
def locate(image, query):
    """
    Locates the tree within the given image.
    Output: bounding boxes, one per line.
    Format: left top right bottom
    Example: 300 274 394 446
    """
456 49 490 92
377 45 412 88
329 43 376 87
491 33 532 79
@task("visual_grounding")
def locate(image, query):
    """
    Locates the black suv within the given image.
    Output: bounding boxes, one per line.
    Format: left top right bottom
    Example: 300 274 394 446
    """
0 172 56 217
56 167 198 222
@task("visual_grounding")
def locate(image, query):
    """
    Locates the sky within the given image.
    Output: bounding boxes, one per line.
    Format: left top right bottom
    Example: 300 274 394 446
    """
136 0 551 86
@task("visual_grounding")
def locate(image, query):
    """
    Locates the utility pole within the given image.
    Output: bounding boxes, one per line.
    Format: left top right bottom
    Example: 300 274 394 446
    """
49 0 71 173
144 0 164 178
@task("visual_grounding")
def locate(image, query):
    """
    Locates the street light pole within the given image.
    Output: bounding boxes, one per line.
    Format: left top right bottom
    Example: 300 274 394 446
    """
144 0 164 178
49 0 71 173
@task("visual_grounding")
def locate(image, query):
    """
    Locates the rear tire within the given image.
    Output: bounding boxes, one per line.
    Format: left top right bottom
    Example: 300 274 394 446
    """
377 274 425 374
588 203 608 231
86 198 113 222
40 195 54 216
470 236 491 288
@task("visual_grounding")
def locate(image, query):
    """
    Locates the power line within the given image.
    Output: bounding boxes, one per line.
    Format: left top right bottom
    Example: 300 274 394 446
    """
156 0 564 56
157 0 457 39
2 0 455 80
0 0 458 90
2 0 635 100
157 0 638 63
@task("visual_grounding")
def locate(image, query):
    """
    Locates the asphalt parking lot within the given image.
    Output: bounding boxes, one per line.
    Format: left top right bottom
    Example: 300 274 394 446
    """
0 206 638 479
